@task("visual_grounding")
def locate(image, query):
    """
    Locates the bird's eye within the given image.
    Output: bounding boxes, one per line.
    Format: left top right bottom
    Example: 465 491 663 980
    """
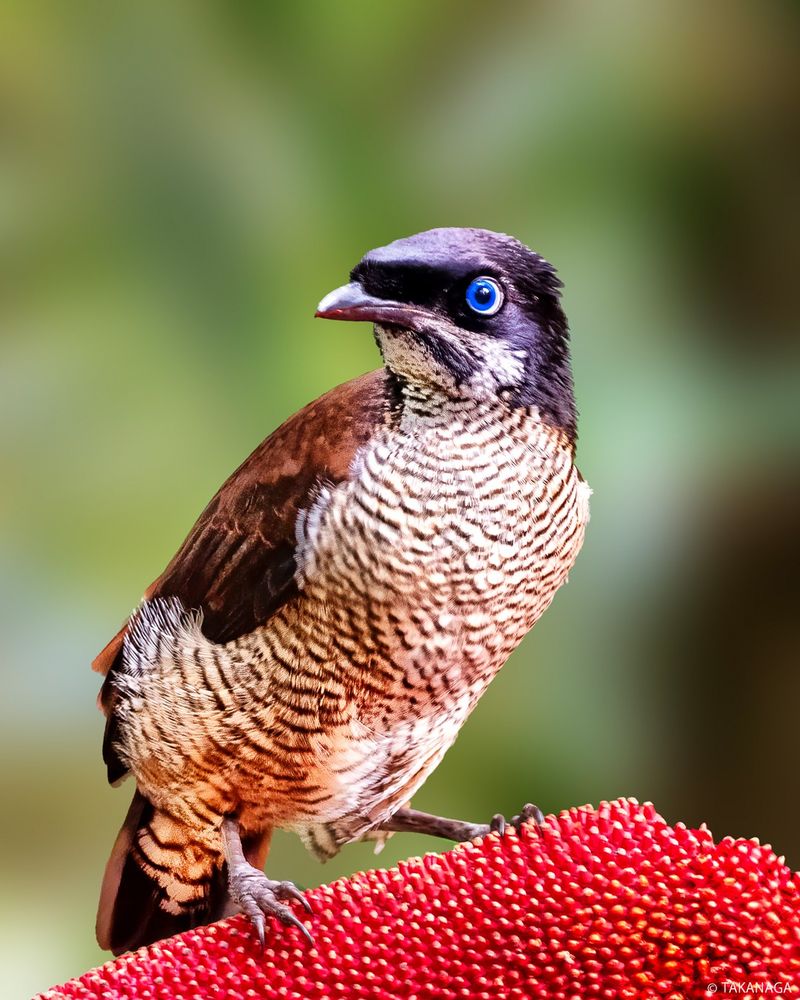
465 277 504 316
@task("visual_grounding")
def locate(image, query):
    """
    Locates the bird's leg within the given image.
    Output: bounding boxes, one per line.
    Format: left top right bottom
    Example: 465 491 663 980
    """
221 817 313 947
381 803 545 843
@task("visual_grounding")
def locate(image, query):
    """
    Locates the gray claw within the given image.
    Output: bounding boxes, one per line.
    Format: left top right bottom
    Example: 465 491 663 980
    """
489 813 506 836
277 880 314 914
485 803 545 839
229 863 314 947
510 802 545 833
268 898 314 945
287 913 315 947
519 802 545 828
252 912 266 951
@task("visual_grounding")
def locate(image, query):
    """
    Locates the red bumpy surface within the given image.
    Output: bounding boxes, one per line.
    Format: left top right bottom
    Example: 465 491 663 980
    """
39 798 800 999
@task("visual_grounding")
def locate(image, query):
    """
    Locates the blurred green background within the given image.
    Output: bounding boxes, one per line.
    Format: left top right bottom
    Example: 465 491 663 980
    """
1 1 798 995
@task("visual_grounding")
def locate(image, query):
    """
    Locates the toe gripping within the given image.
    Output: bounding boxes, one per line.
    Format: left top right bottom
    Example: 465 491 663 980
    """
381 802 546 844
486 802 545 837
221 818 314 947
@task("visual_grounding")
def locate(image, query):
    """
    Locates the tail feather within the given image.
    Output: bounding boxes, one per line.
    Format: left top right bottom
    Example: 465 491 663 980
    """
97 791 228 956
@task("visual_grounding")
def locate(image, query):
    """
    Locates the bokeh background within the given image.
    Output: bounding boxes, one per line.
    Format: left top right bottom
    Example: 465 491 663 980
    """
1 1 798 995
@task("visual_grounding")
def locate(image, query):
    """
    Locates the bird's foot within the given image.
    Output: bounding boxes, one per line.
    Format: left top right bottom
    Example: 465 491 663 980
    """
227 862 314 948
380 803 545 844
483 802 545 837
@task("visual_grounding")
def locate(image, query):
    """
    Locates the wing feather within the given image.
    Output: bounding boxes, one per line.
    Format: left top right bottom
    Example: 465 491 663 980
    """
94 368 397 782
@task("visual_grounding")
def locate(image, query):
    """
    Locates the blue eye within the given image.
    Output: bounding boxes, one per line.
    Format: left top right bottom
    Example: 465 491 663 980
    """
465 276 503 316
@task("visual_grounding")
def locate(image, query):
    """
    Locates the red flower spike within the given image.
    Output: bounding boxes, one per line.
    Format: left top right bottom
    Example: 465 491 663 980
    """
39 799 800 999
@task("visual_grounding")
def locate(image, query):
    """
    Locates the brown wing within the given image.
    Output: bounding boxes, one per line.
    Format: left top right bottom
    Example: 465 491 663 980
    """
95 368 398 781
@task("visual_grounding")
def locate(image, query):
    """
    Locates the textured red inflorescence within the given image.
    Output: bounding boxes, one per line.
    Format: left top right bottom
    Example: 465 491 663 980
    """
40 799 800 999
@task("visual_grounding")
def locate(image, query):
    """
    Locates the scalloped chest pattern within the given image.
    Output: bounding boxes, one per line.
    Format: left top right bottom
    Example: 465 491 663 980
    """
226 394 590 857
123 394 590 860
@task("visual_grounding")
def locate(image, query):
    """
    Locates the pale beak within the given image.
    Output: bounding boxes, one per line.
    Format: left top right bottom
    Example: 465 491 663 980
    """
315 282 429 327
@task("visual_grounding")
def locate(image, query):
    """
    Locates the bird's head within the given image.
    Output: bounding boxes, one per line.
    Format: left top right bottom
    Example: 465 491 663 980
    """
316 227 576 442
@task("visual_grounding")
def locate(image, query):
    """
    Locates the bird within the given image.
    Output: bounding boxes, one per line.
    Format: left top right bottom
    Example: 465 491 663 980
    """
92 226 591 956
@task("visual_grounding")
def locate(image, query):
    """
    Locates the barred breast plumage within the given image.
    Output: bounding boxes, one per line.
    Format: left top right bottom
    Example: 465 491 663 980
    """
94 226 590 956
115 390 588 861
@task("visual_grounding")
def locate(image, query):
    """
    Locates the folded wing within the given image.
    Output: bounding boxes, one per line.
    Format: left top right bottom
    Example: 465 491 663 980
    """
94 369 397 783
